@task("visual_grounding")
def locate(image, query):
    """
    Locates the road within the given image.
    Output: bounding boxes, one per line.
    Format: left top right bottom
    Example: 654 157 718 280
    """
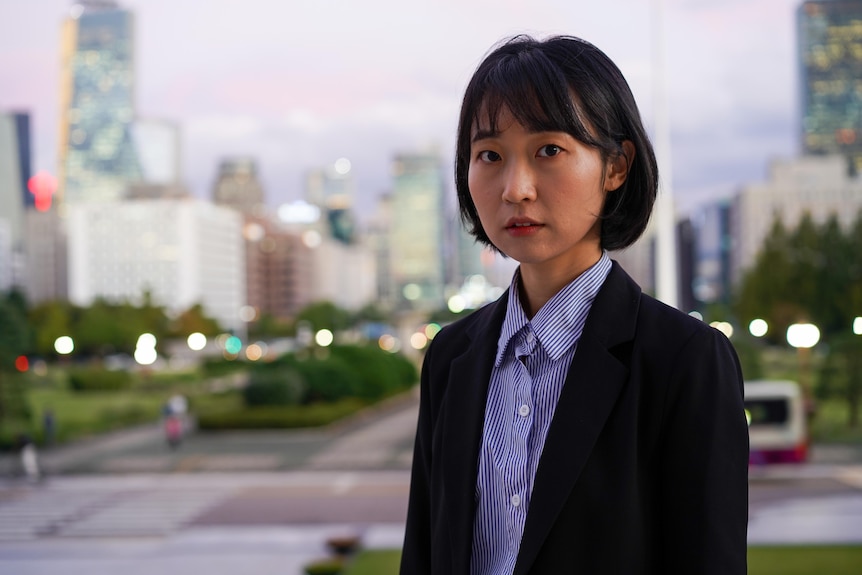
1 390 861 574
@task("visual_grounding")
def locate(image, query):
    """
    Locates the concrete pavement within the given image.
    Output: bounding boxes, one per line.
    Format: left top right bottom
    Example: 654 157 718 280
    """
2 388 862 574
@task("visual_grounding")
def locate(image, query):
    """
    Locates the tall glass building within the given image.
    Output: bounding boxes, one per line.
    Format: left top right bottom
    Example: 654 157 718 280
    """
389 152 447 312
59 1 140 204
799 0 862 174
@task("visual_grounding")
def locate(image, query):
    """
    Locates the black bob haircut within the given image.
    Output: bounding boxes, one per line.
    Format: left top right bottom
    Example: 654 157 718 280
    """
455 35 659 252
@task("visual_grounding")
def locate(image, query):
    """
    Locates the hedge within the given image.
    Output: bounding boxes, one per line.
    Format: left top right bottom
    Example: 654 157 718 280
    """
68 368 133 391
196 398 366 430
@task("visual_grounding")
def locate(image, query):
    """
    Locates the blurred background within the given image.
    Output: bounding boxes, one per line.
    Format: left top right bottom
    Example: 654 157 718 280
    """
1 0 862 573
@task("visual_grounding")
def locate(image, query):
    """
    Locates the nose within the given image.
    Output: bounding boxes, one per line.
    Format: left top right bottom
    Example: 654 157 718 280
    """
500 160 536 203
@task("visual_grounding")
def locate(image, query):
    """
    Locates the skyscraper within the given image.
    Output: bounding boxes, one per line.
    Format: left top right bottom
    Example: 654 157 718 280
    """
305 159 358 245
799 0 862 173
0 112 32 290
0 112 28 252
212 158 265 216
389 151 447 311
58 1 140 204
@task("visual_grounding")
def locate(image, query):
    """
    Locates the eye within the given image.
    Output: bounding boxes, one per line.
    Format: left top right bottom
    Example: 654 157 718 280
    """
537 144 562 157
477 150 502 162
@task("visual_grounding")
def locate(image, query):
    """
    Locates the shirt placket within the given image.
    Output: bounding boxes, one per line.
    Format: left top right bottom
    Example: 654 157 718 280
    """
506 328 536 555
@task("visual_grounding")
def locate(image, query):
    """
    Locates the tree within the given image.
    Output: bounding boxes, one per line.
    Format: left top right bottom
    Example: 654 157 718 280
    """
169 303 222 337
819 334 862 428
0 293 33 443
28 300 74 357
736 216 800 343
295 301 352 333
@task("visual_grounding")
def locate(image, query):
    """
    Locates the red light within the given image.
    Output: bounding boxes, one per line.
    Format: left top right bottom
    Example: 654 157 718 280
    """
14 355 29 372
27 171 58 212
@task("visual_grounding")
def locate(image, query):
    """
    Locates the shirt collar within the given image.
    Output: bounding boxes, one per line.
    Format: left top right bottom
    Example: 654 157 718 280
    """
495 252 612 366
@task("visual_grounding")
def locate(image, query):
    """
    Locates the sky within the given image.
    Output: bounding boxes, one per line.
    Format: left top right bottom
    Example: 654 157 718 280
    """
0 0 803 223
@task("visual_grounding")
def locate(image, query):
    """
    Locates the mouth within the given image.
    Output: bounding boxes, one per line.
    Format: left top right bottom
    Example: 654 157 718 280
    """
505 218 543 235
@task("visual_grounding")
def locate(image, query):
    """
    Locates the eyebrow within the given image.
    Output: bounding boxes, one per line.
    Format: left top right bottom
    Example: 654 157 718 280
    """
471 128 498 143
471 126 570 143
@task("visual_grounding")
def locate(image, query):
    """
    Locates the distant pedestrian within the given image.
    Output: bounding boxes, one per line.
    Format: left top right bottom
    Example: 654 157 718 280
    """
42 408 55 446
17 434 41 482
164 414 182 449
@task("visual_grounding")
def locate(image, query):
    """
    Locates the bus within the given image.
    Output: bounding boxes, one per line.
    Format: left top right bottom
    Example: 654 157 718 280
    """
744 380 808 465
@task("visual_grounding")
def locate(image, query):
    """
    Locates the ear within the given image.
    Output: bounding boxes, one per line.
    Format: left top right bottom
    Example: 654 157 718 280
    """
604 140 635 192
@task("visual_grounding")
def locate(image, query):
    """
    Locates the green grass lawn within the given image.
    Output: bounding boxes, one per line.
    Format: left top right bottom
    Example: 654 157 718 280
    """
749 546 862 574
344 550 402 575
341 547 862 574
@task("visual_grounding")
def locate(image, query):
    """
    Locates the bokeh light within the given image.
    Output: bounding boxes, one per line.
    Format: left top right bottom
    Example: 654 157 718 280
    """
137 333 157 349
187 332 207 351
315 329 334 347
54 336 74 355
245 343 263 361
424 323 442 340
410 332 428 350
134 346 157 366
749 318 768 338
225 336 242 355
786 323 820 349
378 334 399 352
709 321 734 338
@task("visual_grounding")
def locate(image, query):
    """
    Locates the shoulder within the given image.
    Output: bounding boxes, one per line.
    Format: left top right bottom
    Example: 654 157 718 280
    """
635 293 742 393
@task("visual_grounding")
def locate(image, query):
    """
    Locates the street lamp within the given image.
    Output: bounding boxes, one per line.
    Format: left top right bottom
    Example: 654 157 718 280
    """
786 322 820 416
853 316 862 336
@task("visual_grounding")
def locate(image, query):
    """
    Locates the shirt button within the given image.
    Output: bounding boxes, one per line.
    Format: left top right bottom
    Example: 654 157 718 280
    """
526 332 535 344
518 404 530 417
510 494 521 507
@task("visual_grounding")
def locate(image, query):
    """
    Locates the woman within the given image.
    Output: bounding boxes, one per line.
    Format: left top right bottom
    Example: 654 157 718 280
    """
400 35 748 574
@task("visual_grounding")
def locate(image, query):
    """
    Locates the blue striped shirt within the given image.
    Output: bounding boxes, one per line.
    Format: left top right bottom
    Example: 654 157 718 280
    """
470 252 612 575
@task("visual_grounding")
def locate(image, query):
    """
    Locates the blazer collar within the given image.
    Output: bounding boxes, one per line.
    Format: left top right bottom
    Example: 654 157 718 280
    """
514 261 641 575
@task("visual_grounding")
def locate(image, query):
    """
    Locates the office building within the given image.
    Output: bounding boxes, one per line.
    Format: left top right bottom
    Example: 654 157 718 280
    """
58 1 141 204
799 0 862 173
0 112 34 290
212 158 265 217
389 152 447 311
67 199 246 333
731 155 862 285
690 199 733 307
305 160 358 245
276 203 376 313
244 216 314 320
0 113 29 253
23 210 67 303
132 118 181 184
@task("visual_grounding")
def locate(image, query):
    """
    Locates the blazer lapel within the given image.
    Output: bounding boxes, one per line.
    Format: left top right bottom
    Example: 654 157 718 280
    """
513 262 641 575
441 293 508 573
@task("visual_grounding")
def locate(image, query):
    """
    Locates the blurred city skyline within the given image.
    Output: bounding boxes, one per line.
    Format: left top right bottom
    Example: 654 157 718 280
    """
1 0 801 222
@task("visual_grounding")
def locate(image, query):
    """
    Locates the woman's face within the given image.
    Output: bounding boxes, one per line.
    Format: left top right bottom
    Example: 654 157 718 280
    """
468 105 628 281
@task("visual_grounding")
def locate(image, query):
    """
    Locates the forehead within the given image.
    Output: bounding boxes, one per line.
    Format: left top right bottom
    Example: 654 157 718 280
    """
469 87 591 142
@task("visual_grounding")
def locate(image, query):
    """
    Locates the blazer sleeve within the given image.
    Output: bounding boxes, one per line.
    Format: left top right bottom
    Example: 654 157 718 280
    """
400 344 435 574
657 326 749 574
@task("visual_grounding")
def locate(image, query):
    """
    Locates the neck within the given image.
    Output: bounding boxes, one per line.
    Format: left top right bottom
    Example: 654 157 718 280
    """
518 252 602 318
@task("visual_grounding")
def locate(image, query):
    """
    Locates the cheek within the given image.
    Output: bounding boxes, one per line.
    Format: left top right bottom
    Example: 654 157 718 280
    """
467 170 492 210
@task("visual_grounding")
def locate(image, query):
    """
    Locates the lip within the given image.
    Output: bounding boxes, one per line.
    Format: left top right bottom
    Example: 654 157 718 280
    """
504 217 543 236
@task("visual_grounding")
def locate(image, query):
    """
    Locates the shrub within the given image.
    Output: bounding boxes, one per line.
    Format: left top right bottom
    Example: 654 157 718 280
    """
329 345 416 400
243 368 304 407
196 399 365 430
68 368 133 392
290 357 363 403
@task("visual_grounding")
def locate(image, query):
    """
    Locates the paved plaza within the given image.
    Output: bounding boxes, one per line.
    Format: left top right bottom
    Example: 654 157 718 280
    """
1 390 861 574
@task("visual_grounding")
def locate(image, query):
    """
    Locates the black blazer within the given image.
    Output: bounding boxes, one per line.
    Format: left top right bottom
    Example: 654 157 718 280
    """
401 262 749 574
